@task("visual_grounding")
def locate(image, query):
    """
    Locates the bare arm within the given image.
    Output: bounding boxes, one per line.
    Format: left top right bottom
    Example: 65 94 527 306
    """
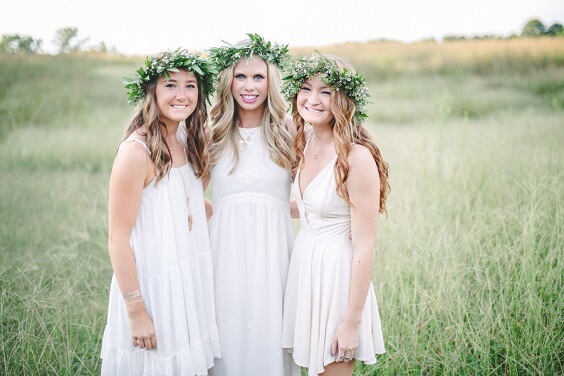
108 141 158 350
205 198 213 221
284 114 298 139
289 198 299 219
331 144 380 361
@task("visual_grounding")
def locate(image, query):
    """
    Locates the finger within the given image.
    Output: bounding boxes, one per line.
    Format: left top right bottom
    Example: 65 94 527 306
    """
145 337 153 350
150 336 158 349
139 338 148 349
132 337 138 347
331 339 338 356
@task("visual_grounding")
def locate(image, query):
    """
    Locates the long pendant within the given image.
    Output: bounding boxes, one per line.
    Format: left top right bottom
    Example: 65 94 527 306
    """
186 197 193 231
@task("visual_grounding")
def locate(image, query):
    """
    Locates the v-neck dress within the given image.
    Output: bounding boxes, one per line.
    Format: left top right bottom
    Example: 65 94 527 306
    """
282 153 385 376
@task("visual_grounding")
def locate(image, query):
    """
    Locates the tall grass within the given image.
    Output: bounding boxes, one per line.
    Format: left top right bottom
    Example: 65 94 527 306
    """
1 39 563 375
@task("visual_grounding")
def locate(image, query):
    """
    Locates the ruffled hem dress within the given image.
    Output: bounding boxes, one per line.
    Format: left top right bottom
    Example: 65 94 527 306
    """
208 127 299 376
282 153 385 376
100 130 221 376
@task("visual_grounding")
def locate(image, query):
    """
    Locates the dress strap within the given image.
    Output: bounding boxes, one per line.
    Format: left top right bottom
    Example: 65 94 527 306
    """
120 139 151 155
304 132 315 154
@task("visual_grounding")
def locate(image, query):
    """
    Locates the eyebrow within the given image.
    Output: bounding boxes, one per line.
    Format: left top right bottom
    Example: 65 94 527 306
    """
164 78 197 83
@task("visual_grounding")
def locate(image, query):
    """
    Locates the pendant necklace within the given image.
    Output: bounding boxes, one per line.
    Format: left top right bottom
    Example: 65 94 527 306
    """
313 134 334 159
238 124 260 144
178 147 193 231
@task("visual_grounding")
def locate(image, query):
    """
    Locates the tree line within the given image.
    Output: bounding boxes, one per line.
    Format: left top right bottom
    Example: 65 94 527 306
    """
2 18 562 55
0 27 113 54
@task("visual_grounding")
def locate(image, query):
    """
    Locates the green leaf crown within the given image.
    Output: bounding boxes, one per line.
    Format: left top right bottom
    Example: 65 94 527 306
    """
208 33 290 72
123 49 218 106
281 53 370 122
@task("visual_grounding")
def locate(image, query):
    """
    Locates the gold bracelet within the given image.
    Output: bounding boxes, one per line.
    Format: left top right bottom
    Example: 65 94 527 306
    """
122 290 143 305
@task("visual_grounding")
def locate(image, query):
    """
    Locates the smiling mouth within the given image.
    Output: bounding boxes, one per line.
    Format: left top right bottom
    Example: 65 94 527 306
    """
305 107 322 113
172 105 188 109
241 95 258 103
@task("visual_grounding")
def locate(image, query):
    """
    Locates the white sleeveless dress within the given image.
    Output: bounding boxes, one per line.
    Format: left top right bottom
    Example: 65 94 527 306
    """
208 127 299 376
101 128 221 376
282 150 385 375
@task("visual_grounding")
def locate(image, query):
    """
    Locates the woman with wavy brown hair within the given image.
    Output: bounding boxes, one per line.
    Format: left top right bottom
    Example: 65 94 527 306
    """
100 49 220 376
281 53 389 376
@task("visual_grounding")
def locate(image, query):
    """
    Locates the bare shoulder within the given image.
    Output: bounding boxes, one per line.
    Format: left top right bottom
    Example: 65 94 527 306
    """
113 137 149 172
346 144 380 197
348 144 377 169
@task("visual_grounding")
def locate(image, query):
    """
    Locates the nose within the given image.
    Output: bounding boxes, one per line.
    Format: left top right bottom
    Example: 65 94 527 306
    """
307 91 321 105
243 78 255 91
176 87 187 100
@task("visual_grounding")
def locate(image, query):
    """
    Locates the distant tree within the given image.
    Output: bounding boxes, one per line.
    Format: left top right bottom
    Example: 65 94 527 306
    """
52 27 90 53
546 23 563 36
522 19 546 37
0 34 42 54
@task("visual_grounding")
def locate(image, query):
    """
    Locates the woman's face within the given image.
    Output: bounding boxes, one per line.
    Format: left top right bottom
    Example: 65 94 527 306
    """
296 74 334 127
231 55 269 113
155 69 199 127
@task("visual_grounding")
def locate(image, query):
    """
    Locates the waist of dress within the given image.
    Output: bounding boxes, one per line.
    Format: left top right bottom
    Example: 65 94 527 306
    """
214 192 290 211
299 225 351 239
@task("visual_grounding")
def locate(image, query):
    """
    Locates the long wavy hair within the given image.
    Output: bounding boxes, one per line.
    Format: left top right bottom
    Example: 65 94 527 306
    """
209 57 294 172
119 69 211 182
291 55 390 215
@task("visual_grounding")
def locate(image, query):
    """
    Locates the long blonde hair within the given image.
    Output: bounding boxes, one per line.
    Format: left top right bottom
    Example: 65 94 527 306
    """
291 55 390 214
209 59 294 172
120 71 211 182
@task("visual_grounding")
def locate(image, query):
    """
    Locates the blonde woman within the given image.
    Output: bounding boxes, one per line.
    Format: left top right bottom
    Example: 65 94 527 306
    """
281 53 389 376
206 34 298 376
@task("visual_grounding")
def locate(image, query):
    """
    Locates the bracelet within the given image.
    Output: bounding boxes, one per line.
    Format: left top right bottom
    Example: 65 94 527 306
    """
122 289 143 306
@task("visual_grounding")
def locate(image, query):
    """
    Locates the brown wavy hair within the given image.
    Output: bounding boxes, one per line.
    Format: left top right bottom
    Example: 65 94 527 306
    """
291 55 390 215
119 70 211 182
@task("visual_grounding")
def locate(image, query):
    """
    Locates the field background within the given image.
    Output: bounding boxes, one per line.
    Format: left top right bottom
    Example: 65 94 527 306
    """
0 38 563 375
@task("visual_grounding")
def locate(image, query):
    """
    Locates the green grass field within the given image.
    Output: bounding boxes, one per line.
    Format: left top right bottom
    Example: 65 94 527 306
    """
1 39 562 375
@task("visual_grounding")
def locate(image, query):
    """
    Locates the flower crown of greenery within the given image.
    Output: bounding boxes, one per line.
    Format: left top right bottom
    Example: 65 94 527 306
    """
123 49 218 106
281 53 370 122
207 33 290 72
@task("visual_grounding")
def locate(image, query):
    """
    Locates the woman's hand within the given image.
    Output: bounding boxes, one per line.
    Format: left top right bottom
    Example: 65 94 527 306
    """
128 308 158 350
331 319 359 362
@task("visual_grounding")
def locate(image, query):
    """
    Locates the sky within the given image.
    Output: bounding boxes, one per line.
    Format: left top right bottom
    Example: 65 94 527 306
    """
2 0 563 56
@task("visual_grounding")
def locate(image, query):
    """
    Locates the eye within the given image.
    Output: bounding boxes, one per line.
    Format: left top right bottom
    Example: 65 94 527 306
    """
299 85 311 92
187 83 197 89
235 74 246 80
165 83 176 88
321 90 331 96
253 74 265 81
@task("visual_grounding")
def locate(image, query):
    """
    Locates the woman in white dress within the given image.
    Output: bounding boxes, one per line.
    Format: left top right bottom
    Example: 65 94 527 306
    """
281 53 390 376
100 50 221 376
206 34 299 376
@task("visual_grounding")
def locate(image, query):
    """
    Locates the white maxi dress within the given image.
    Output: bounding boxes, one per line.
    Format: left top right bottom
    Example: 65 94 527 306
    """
101 130 221 376
282 153 386 376
208 127 298 376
